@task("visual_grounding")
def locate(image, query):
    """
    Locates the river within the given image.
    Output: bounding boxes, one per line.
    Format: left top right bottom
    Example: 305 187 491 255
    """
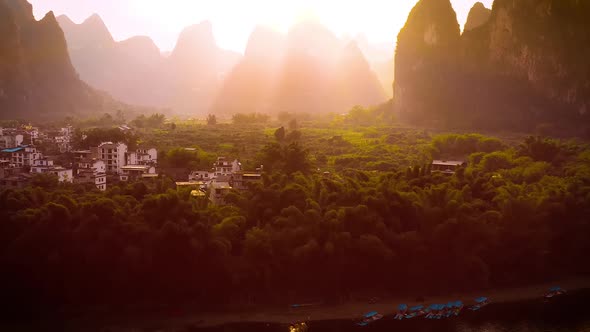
192 290 590 332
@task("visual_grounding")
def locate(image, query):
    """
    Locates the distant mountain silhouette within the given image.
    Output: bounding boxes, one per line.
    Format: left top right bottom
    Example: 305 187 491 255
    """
464 2 491 32
0 0 117 119
353 34 395 98
58 15 240 112
333 42 387 110
211 26 285 114
57 13 166 107
212 22 386 116
57 13 113 49
167 21 241 112
394 0 590 132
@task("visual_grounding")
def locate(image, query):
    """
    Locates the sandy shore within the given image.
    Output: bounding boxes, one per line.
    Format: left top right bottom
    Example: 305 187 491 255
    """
112 277 590 329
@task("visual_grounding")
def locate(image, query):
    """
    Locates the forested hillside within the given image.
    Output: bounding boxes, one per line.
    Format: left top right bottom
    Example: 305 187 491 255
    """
1 122 589 317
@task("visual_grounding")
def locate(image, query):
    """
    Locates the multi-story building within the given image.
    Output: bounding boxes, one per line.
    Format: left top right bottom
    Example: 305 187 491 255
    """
54 126 74 153
75 158 106 191
97 142 128 174
431 160 466 175
77 169 107 191
1 145 43 167
0 129 24 149
189 170 214 181
119 165 156 182
76 159 105 174
213 157 241 179
126 147 158 166
230 172 262 190
30 158 73 183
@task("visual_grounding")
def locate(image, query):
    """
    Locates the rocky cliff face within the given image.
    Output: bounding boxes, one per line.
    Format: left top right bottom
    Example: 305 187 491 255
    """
0 0 112 119
464 2 491 32
394 0 590 132
394 0 461 125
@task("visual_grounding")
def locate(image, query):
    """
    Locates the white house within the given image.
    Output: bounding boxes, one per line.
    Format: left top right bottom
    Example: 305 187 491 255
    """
119 165 156 181
213 157 241 178
126 147 157 166
30 158 73 183
97 142 128 174
189 170 214 181
75 159 107 191
431 160 466 175
77 169 107 191
77 159 105 174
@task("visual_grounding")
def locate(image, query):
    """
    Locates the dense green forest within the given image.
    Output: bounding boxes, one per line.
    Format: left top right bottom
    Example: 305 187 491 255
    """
2 117 590 320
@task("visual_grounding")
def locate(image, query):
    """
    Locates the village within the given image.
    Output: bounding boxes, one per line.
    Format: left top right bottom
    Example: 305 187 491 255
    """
0 125 266 206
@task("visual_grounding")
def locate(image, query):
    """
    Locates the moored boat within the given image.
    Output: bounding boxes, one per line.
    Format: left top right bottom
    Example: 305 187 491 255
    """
395 304 408 320
545 286 566 299
404 305 426 319
357 311 384 326
470 297 490 311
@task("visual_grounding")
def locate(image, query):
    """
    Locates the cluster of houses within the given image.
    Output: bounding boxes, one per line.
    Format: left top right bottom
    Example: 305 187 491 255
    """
0 125 158 191
178 157 262 205
71 142 158 190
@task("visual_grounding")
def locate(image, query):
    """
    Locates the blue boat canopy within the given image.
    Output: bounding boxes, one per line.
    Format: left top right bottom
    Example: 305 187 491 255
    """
455 301 463 307
1 145 27 153
398 304 408 310
364 311 378 318
475 297 488 303
549 286 562 292
410 305 424 311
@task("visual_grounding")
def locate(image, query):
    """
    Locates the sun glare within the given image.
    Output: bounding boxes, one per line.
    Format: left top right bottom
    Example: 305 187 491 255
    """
125 0 415 52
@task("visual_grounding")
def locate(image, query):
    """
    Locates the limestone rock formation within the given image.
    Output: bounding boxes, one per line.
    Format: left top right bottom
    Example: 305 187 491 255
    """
0 0 113 119
394 0 590 132
464 2 491 32
393 0 461 124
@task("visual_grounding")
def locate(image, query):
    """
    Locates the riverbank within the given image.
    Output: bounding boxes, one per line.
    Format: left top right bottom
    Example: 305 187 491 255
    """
98 277 590 330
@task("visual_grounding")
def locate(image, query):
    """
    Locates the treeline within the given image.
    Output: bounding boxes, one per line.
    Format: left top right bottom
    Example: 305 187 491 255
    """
0 135 589 318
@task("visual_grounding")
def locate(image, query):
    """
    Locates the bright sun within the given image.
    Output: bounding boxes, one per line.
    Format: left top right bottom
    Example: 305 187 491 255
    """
128 0 413 52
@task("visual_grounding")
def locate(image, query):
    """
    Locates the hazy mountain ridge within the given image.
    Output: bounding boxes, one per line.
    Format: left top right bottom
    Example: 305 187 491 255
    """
352 34 395 98
57 15 241 112
212 22 387 116
394 0 590 131
0 0 116 119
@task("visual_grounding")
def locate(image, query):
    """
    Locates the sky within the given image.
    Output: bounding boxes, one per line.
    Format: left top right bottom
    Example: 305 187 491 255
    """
30 0 494 53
